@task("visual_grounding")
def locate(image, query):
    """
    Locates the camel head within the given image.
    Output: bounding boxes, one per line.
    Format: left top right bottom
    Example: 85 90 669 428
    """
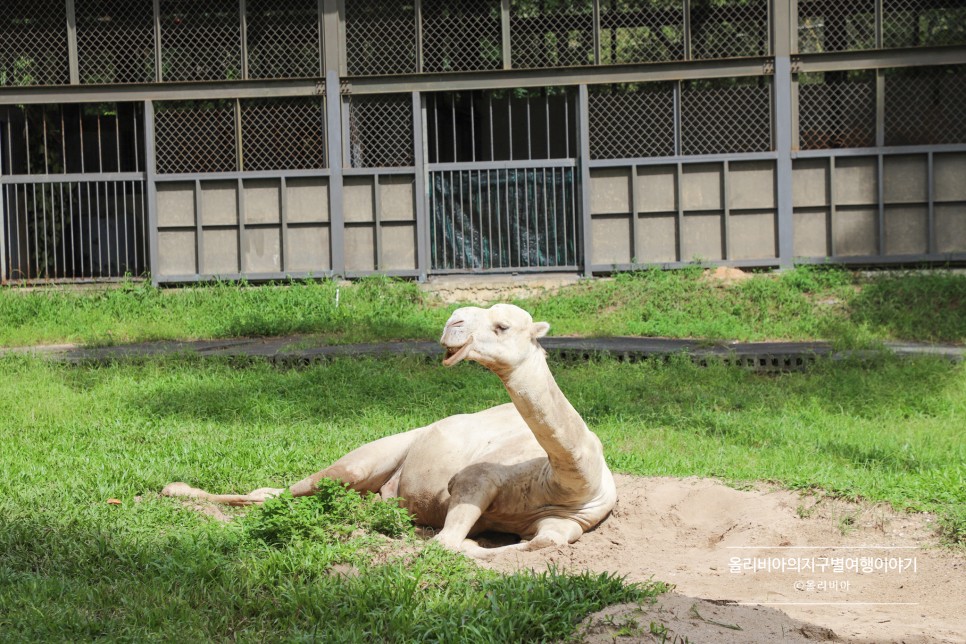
440 304 550 372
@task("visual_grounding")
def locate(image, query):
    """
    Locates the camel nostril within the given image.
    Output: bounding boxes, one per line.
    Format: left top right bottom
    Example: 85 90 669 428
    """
446 319 465 329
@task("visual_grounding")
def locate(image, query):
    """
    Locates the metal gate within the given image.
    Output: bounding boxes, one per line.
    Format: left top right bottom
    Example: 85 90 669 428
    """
426 88 580 273
429 164 578 271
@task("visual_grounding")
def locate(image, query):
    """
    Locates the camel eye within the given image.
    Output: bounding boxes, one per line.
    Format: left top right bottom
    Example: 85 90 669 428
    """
494 323 510 334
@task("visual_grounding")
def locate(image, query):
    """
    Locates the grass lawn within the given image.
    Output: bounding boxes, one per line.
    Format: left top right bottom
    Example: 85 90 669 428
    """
1 353 963 640
0 266 964 348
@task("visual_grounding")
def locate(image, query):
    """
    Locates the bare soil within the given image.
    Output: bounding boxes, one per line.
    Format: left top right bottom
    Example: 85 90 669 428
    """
481 475 966 644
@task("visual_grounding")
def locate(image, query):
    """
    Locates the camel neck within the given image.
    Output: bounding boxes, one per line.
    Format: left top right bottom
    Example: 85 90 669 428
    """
500 350 600 492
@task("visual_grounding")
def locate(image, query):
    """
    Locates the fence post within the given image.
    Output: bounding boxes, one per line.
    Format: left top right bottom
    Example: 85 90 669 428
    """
501 0 512 70
773 0 795 269
412 91 429 281
143 100 160 285
322 0 345 278
578 84 593 277
0 150 6 283
66 0 80 84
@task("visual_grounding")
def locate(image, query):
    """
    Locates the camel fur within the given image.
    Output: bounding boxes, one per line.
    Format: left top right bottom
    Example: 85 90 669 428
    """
162 304 617 557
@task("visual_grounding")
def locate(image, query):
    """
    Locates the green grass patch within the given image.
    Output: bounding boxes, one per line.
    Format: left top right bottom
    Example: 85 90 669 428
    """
2 267 965 347
0 353 962 639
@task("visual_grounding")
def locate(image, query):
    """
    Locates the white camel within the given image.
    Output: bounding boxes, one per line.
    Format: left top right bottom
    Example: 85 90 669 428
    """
163 304 617 557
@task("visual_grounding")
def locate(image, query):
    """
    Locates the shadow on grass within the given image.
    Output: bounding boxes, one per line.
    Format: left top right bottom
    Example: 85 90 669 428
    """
847 272 966 344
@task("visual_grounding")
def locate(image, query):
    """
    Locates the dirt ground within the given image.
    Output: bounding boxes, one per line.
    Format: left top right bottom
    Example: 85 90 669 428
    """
481 475 966 644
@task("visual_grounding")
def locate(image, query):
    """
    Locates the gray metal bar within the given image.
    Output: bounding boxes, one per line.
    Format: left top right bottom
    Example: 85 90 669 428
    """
324 78 345 276
279 176 288 272
429 159 577 171
412 91 429 280
722 160 730 261
0 153 6 282
793 144 966 158
501 0 512 70
927 151 936 255
342 167 415 176
235 99 244 171
773 0 795 269
877 153 885 256
336 0 347 76
683 0 692 61
828 156 836 257
591 258 781 273
152 168 333 183
578 84 592 277
875 70 885 148
66 0 79 85
153 0 163 82
797 46 966 73
630 163 640 264
795 253 966 266
673 82 682 156
144 100 160 284
373 174 382 270
340 96 356 171
0 172 146 185
415 0 423 74
0 80 325 105
0 55 787 105
196 180 205 275
240 0 249 80
592 0 601 66
675 161 684 261
587 151 778 169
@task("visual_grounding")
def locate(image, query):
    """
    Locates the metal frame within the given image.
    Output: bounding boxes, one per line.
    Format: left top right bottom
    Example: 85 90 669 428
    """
1 0 965 284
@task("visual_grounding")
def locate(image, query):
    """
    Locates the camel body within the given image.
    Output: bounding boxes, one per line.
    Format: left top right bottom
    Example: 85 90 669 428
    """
164 304 617 556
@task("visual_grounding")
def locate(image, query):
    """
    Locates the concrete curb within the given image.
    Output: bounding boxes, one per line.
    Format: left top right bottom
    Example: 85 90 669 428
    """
4 336 962 371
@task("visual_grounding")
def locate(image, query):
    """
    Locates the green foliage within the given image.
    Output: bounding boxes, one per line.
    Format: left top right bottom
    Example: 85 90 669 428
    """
937 504 966 547
2 267 965 347
244 479 413 546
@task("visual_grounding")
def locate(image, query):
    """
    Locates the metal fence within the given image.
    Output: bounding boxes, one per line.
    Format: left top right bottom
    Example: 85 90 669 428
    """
1 1 966 284
1 102 147 280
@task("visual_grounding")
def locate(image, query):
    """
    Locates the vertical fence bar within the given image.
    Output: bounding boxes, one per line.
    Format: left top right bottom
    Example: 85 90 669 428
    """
373 174 382 269
927 151 936 255
876 153 885 256
196 180 205 277
828 156 837 257
279 176 288 273
240 0 249 80
144 101 159 283
413 92 429 278
578 84 592 276
153 0 163 82
592 0 601 65
630 163 640 264
0 169 6 284
683 0 692 60
501 0 512 70
722 160 730 260
773 0 795 268
675 161 684 261
323 0 345 276
66 0 80 84
415 0 424 73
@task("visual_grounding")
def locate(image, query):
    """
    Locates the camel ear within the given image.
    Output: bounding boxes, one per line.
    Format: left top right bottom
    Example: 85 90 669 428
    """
531 321 550 339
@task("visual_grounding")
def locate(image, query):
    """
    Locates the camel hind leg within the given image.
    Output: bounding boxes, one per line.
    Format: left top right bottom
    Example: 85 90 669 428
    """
162 428 424 506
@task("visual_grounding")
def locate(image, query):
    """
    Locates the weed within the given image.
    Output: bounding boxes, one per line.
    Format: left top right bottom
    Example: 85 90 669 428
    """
937 504 966 547
243 478 414 546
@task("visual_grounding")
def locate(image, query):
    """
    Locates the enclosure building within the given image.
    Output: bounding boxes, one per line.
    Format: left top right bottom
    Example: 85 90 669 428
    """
1 0 965 284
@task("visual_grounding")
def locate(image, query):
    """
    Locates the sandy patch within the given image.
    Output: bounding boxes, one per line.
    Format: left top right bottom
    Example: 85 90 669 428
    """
481 475 966 643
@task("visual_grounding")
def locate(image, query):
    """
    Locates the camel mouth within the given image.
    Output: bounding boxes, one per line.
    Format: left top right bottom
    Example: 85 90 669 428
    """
442 342 472 367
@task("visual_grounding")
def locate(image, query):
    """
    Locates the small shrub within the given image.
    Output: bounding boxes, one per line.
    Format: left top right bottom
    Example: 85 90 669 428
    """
244 478 413 546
